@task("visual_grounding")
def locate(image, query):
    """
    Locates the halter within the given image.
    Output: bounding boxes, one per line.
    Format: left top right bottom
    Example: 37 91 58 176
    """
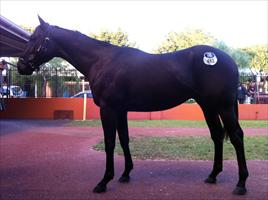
19 26 52 71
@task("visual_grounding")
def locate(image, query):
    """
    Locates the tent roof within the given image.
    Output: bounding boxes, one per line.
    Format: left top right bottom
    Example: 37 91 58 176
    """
0 15 31 57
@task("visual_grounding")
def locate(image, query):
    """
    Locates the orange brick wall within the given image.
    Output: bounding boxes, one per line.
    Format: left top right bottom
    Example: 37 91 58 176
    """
0 98 267 120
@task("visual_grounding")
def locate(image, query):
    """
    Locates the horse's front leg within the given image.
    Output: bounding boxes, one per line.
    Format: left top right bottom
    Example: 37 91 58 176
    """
93 107 117 193
116 111 133 183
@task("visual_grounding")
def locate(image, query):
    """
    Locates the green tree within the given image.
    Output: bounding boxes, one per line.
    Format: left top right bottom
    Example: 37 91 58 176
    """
214 41 251 69
230 49 251 69
155 29 216 53
42 58 68 70
243 45 268 72
89 29 136 47
156 31 251 69
213 40 231 52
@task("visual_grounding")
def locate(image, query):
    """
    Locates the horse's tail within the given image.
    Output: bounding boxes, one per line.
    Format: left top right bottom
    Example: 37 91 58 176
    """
223 94 239 140
235 70 239 119
235 99 239 119
221 56 240 140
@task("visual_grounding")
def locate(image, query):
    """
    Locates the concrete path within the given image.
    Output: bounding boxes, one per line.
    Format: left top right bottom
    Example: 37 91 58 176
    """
0 120 267 200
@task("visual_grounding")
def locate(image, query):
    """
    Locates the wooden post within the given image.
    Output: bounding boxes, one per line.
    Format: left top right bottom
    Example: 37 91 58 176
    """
82 77 87 121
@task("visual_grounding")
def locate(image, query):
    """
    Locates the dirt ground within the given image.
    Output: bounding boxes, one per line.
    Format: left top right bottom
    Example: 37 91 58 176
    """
0 120 267 200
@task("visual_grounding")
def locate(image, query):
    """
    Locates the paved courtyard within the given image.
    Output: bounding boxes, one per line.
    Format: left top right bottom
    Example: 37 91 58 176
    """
0 120 267 200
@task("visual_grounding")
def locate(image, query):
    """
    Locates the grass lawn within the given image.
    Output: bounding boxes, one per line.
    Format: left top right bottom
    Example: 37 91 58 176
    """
93 136 268 160
71 119 267 160
69 120 268 128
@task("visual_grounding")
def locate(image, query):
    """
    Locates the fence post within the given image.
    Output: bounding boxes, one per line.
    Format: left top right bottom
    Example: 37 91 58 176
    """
55 68 58 97
8 68 11 98
81 77 87 121
34 78 37 98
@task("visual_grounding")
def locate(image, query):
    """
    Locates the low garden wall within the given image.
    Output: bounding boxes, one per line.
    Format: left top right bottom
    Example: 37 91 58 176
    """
0 98 267 120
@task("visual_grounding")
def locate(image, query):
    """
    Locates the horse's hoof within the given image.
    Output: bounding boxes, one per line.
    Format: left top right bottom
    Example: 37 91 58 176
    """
204 177 216 184
119 175 130 183
93 184 107 193
232 186 247 195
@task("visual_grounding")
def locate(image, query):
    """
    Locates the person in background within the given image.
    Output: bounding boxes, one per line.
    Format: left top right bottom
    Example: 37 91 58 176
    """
237 82 247 104
248 81 257 104
265 76 268 94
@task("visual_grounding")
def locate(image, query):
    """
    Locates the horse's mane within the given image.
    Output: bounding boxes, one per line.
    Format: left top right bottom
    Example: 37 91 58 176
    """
52 25 117 49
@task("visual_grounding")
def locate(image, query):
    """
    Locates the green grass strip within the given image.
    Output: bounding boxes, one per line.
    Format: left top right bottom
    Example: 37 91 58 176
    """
93 136 268 160
69 120 267 128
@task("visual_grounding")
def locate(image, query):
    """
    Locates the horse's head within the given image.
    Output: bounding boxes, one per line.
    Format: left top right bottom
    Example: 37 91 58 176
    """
17 16 56 75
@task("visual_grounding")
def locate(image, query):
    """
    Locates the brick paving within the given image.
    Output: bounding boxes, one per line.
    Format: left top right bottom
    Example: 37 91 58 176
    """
0 120 267 200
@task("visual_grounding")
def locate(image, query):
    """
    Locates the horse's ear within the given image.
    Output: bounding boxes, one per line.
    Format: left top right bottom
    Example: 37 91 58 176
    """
38 15 49 30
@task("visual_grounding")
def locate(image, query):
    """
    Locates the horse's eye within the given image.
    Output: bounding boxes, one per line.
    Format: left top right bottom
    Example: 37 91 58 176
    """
29 35 35 41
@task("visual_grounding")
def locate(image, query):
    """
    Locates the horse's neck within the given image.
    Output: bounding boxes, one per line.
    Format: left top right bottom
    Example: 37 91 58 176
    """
52 27 112 77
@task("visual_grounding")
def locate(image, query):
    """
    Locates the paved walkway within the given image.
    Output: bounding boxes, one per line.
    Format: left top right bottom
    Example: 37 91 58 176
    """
0 120 267 200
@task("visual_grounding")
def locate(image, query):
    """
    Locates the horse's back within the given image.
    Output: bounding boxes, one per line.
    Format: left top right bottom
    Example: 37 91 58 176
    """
92 45 239 111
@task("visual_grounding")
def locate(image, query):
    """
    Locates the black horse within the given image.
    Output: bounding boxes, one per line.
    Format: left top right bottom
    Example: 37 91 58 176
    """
17 17 248 195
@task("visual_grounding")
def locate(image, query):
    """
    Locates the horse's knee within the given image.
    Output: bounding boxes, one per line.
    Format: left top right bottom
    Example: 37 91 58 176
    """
210 126 225 141
211 134 224 144
229 129 244 147
119 140 129 150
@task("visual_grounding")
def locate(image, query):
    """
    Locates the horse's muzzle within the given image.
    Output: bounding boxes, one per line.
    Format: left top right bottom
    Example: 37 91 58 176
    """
17 60 34 75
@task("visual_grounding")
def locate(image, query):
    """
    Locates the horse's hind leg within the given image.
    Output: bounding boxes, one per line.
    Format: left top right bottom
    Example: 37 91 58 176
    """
116 111 133 183
219 105 249 195
201 107 225 184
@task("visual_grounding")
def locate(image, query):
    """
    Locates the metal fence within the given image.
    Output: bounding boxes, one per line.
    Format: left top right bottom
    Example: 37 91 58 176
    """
0 68 267 103
1 68 90 98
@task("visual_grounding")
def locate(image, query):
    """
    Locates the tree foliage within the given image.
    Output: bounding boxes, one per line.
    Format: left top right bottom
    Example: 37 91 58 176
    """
215 42 268 71
243 45 268 72
214 41 251 69
155 29 266 71
42 58 70 70
20 25 35 33
89 29 136 47
155 29 216 53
